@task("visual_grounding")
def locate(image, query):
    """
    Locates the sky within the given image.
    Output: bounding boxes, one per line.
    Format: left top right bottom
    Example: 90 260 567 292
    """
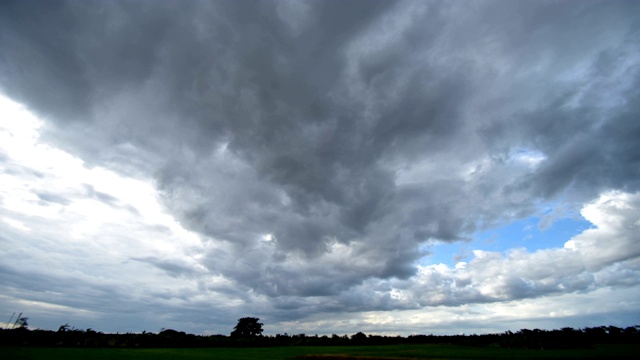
0 0 639 336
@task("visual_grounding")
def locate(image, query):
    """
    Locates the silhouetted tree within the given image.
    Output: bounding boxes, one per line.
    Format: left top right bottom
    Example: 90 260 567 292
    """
350 331 368 345
15 317 28 329
231 317 263 338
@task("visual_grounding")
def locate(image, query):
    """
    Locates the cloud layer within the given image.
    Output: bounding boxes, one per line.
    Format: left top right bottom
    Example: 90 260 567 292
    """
1 0 639 334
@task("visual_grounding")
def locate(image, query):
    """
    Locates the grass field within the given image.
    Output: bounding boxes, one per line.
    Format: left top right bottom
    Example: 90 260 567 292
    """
1 344 639 359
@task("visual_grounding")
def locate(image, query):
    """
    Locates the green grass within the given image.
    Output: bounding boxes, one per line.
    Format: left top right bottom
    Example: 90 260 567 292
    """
1 344 638 359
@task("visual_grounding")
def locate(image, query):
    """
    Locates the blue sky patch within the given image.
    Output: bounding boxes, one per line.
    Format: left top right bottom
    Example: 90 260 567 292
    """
425 214 593 267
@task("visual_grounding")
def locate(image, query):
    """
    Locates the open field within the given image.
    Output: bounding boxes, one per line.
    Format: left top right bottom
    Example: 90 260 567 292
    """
1 344 639 360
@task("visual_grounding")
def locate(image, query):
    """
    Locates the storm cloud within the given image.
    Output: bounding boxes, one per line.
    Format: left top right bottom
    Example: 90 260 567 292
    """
1 0 639 334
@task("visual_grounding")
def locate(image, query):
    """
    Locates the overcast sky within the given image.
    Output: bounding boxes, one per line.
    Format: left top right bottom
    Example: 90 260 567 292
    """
1 0 639 336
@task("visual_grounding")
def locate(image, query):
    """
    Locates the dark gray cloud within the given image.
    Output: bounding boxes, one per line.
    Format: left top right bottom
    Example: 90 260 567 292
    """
480 29 640 199
1 0 640 333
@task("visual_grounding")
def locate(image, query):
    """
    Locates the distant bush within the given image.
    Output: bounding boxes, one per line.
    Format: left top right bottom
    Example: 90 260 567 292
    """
1 325 638 349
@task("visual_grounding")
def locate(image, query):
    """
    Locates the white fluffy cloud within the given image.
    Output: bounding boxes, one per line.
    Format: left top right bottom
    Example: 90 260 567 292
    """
380 191 640 308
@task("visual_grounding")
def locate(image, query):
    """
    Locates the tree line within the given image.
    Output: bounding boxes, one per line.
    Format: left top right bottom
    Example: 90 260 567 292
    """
1 317 638 350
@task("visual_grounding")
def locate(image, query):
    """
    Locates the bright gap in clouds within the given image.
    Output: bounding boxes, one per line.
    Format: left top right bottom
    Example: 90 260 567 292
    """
0 95 177 239
0 94 199 242
0 94 210 331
